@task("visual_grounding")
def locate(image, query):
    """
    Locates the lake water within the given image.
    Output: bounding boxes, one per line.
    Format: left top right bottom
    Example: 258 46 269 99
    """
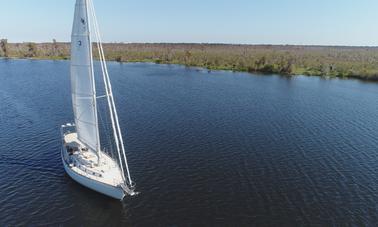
0 59 377 226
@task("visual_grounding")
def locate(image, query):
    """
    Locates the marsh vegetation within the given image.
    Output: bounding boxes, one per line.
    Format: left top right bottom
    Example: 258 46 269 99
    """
1 41 378 81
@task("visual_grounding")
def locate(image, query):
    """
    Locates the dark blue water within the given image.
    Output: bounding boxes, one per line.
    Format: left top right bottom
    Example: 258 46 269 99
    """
0 59 377 226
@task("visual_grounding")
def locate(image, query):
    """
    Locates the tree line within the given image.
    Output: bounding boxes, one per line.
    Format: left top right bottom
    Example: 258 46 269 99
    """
1 40 378 81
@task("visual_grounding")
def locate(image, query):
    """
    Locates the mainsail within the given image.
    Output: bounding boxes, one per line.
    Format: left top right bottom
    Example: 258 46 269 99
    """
70 0 100 154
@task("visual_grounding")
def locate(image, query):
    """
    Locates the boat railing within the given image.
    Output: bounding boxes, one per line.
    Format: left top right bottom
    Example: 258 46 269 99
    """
60 123 76 136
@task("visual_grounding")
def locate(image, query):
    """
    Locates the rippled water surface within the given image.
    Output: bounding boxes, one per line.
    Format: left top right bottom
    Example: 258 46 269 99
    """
0 59 377 226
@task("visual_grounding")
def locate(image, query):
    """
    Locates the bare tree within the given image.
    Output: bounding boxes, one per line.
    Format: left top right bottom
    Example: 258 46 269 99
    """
26 42 37 57
52 39 60 56
1 39 8 57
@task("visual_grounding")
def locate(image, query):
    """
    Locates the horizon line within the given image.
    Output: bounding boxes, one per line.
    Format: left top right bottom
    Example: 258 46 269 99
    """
3 41 378 48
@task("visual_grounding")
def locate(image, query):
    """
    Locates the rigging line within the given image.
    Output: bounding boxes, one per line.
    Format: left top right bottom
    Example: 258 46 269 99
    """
89 0 126 180
89 0 125 176
89 0 120 160
96 83 115 160
96 95 108 99
90 1 133 185
97 91 116 160
100 95 117 160
97 99 111 158
97 97 115 160
90 2 120 160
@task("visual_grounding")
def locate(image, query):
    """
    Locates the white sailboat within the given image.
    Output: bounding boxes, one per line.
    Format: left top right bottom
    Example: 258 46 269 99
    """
60 0 137 200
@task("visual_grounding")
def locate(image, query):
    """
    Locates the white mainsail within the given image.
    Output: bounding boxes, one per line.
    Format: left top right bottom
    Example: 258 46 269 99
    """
70 0 100 154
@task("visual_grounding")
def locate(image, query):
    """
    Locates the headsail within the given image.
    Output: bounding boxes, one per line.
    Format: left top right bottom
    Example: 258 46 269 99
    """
70 0 100 153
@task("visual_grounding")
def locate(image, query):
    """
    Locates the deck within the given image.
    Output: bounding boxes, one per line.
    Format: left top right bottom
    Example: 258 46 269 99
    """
63 132 124 187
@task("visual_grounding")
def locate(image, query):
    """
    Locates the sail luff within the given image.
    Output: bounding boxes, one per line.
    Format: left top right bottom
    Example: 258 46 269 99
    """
86 0 101 160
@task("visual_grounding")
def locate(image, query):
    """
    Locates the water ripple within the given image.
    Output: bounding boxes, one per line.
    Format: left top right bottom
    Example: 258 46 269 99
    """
0 60 377 226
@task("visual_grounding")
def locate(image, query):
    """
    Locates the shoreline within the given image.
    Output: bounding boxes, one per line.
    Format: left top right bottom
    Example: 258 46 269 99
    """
2 56 378 83
1 42 378 82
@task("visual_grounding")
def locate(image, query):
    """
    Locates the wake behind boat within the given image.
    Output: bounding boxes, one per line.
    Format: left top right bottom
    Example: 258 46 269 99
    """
60 0 136 200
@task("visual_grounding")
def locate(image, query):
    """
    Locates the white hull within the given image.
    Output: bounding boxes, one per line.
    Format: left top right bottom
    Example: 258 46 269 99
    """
62 151 125 200
60 131 132 200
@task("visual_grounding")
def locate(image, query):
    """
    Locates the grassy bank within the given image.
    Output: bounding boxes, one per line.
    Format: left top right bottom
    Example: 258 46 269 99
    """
1 41 378 81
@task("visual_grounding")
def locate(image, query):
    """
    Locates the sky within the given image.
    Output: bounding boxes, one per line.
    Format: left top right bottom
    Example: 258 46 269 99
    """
1 0 378 46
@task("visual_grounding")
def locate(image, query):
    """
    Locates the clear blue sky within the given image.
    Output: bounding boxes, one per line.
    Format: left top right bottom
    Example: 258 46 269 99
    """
1 0 378 46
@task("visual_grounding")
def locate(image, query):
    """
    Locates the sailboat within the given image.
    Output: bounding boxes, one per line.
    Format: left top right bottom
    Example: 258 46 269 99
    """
60 0 136 200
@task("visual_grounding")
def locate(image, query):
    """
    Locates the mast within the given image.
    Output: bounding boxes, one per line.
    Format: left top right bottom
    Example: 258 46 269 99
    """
71 0 101 163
